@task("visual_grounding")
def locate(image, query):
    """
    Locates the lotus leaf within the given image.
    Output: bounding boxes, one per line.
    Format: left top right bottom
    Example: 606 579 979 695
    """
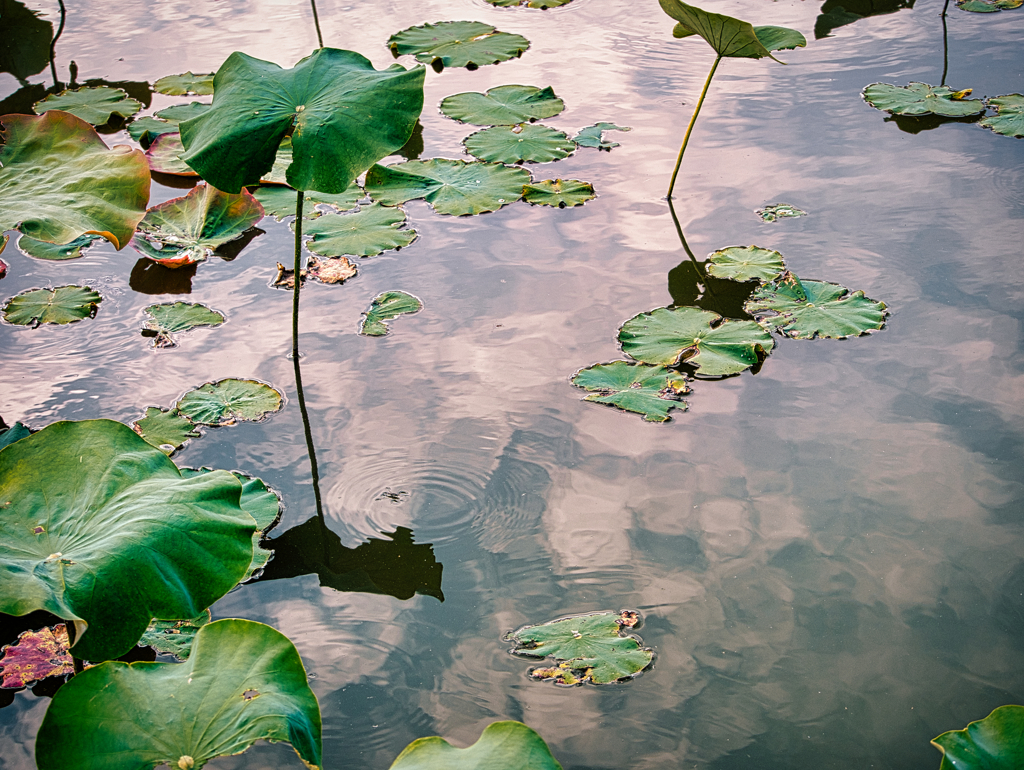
36 619 323 770
154 71 215 96
17 233 104 260
0 0 52 81
931 705 1024 769
523 179 595 207
571 361 690 422
619 306 775 375
0 422 31 451
366 159 530 216
2 285 101 326
33 86 141 125
390 722 562 769
141 301 225 348
573 122 631 149
145 132 197 176
139 611 210 661
0 419 255 661
179 48 425 194
387 21 530 70
127 116 178 145
440 85 564 126
659 0 806 59
505 610 654 685
745 273 888 339
705 245 786 283
132 184 264 268
756 203 807 222
0 624 73 688
131 407 200 454
957 0 1022 10
254 185 362 221
156 101 212 122
0 111 150 248
980 94 1024 137
359 291 423 336
485 0 573 6
307 256 357 284
301 203 417 257
464 124 575 164
862 82 986 117
177 378 283 426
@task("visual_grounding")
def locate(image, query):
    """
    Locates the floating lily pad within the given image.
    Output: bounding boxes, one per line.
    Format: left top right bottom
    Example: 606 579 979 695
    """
980 94 1024 137
619 306 774 376
464 124 575 164
360 291 422 336
387 21 530 70
129 102 212 145
144 132 197 176
0 624 74 689
2 285 101 326
366 159 530 216
505 610 654 685
931 705 1024 768
302 203 417 257
571 361 690 422
705 245 786 283
177 378 283 426
485 0 573 6
573 122 631 149
956 0 1022 11
661 0 807 59
862 82 986 117
17 233 104 260
36 619 323 770
0 422 32 451
154 71 215 96
523 179 595 207
390 722 562 770
139 611 211 661
33 86 141 126
307 256 357 284
756 203 807 222
440 85 564 126
745 272 888 339
254 185 363 221
141 302 225 348
131 407 200 454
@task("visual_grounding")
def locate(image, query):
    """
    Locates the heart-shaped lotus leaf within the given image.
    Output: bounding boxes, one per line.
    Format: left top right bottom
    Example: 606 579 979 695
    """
957 0 1022 11
505 610 654 685
131 407 200 454
0 111 150 248
366 159 530 216
440 85 564 126
464 124 575 164
862 82 986 117
179 48 425 194
141 301 225 348
254 185 363 221
745 272 888 339
0 420 255 661
0 422 32 451
132 184 264 268
523 179 595 207
756 203 806 222
573 122 631 149
0 623 74 689
145 132 197 176
177 378 283 426
35 619 323 770
154 71 216 96
931 705 1024 769
33 86 141 125
660 0 806 59
705 245 786 283
17 233 104 260
2 285 101 326
485 0 573 6
572 361 690 422
390 721 562 770
980 94 1024 137
361 291 423 336
139 610 210 661
619 306 775 375
301 203 417 257
307 256 357 284
0 0 52 81
387 21 530 70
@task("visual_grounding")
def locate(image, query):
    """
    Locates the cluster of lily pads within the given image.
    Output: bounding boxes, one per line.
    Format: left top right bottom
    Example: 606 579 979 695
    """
863 82 1024 137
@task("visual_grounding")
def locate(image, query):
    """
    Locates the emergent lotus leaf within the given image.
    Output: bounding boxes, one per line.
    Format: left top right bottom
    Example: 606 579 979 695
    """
660 0 806 59
931 705 1024 769
361 291 423 336
139 610 210 661
366 159 530 216
254 185 363 221
440 85 564 126
523 179 595 207
2 285 101 326
176 378 283 426
142 301 225 348
980 94 1024 137
956 0 1022 11
153 71 215 96
571 361 690 422
33 86 141 125
387 21 530 70
862 82 986 117
705 245 786 283
745 272 888 339
0 420 255 661
131 407 200 454
35 619 323 770
464 124 575 164
572 122 631 149
0 624 74 689
390 722 562 769
18 233 104 260
302 203 417 257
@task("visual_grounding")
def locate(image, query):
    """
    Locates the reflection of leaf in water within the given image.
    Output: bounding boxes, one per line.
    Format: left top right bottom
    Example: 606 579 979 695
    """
814 0 915 39
668 259 757 320
0 1 53 82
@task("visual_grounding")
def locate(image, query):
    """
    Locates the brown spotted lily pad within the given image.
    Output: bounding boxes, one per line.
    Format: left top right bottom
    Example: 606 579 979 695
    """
0 624 74 688
307 256 357 285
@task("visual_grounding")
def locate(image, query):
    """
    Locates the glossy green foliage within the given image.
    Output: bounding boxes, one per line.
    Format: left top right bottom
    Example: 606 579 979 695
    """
0 420 255 661
17 233 103 260
139 611 210 661
756 203 807 222
573 122 630 149
2 285 101 326
361 291 423 336
862 82 986 117
36 619 323 770
33 86 141 125
522 179 595 207
745 273 888 339
0 111 150 248
302 203 417 257
131 407 200 454
153 71 215 96
390 722 562 769
0 422 31 451
145 132 196 175
179 48 425 194
387 21 530 70
980 94 1024 137
705 245 786 283
142 301 225 347
440 85 564 126
505 610 654 685
177 378 283 426
660 0 806 59
0 0 52 81
931 705 1024 769
464 124 575 164
572 361 690 422
956 0 1021 11
128 102 212 145
366 159 530 216
254 186 362 221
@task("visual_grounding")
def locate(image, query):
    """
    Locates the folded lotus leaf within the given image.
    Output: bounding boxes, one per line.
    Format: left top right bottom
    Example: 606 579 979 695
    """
154 71 215 96
387 21 530 70
301 203 417 257
440 85 564 126
0 420 255 661
33 86 141 125
254 185 362 221
360 291 422 336
659 0 805 59
366 159 530 216
131 407 200 454
0 624 74 689
931 705 1024 769
2 285 101 326
142 301 225 347
980 94 1024 137
390 721 562 769
745 272 888 339
573 122 630 149
17 233 103 260
36 619 322 770
572 361 690 422
177 378 283 426
523 178 595 207
862 82 986 117
465 124 576 164
139 611 210 661
705 245 786 282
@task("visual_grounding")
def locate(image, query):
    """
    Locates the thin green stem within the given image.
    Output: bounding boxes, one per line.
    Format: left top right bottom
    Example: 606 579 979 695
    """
310 0 325 48
940 0 950 86
666 53 722 200
292 189 304 360
48 0 67 89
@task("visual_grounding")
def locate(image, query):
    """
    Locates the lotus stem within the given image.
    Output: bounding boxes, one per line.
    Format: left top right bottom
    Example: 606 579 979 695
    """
666 53 722 200
48 0 67 89
940 0 950 86
310 0 324 49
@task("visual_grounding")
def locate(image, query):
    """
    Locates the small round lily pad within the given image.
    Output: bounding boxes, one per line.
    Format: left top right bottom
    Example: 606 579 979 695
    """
980 94 1024 138
2 285 101 326
387 21 530 70
523 179 595 207
366 159 530 216
301 203 417 257
862 82 986 117
33 86 141 125
153 72 215 96
440 85 564 126
142 302 225 347
572 361 690 422
745 272 888 339
705 245 786 283
464 124 575 164
176 378 283 426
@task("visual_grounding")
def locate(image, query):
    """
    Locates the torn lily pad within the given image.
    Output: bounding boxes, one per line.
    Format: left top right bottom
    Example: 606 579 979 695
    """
154 71 215 96
980 94 1024 137
705 245 786 283
387 21 530 70
2 285 101 327
756 203 806 222
931 705 1024 768
361 291 423 336
390 722 562 770
254 185 362 221
440 85 564 126
505 610 653 685
745 272 888 339
144 133 197 176
573 122 631 149
523 179 595 207
18 233 104 260
33 86 141 126
307 256 357 284
177 378 283 426
132 407 200 455
464 124 575 164
142 302 225 347
0 624 74 688
302 203 417 257
572 361 690 422
273 262 305 289
366 159 530 216
139 610 211 661
862 82 986 117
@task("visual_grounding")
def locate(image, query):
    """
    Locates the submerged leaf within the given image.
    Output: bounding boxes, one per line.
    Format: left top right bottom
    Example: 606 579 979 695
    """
705 245 786 282
440 85 564 126
0 624 74 688
154 72 215 96
177 378 283 426
745 272 888 339
2 285 101 326
980 94 1024 137
931 705 1024 769
464 124 576 164
366 159 530 216
523 179 595 207
254 186 362 221
572 122 631 149
302 203 417 257
388 21 530 70
390 722 562 769
142 302 225 347
307 256 357 284
17 233 104 260
572 361 690 422
139 611 211 661
361 291 423 336
132 407 200 454
33 86 141 125
659 0 806 59
862 82 986 117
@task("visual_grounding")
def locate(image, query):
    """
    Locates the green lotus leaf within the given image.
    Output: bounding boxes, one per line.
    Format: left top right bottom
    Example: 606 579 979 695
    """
956 0 1022 11
571 361 690 422
127 116 178 145
361 291 423 336
0 420 255 661
387 21 530 70
0 422 32 451
157 102 212 123
301 203 417 257
132 183 264 268
35 619 323 770
142 301 225 347
17 233 104 260
179 48 425 194
33 86 141 125
440 85 564 126
619 306 774 375
980 94 1024 137
254 185 363 221
0 111 150 248
390 721 562 769
177 378 283 426
745 272 888 339
523 178 595 207
756 203 807 222
572 122 631 149
659 0 805 59
2 285 101 326
366 159 530 216
145 132 197 176
862 82 986 117
139 610 210 661
131 407 200 454
505 610 654 685
705 245 786 282
931 705 1024 769
485 0 573 6
464 124 575 164
154 71 215 96
0 0 53 81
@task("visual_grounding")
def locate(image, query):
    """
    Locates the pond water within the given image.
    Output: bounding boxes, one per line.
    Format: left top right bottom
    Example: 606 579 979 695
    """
1 0 1023 767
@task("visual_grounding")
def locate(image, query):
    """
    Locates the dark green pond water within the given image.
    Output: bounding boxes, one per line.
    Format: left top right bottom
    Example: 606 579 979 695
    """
1 0 1023 767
